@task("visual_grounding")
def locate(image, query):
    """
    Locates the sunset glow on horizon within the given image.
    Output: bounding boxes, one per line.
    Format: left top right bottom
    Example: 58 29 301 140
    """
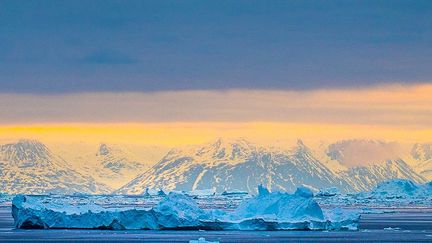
0 83 431 147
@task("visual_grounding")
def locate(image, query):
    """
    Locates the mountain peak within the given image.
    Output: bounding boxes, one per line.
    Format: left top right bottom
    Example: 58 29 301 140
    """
196 137 256 161
0 139 50 161
292 139 311 155
98 143 110 156
209 137 253 149
16 139 46 148
296 139 306 147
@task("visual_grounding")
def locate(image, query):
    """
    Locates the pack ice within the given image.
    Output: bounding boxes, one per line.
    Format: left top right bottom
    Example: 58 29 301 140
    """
12 186 359 231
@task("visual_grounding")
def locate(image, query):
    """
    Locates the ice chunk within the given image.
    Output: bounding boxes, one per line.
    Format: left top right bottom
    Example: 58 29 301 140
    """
221 190 248 196
189 237 219 243
257 184 270 196
12 193 205 230
185 189 216 196
323 207 360 231
154 193 209 229
419 181 432 196
372 179 418 198
157 189 166 196
361 179 432 201
233 189 323 222
144 188 150 196
294 187 314 198
317 187 340 197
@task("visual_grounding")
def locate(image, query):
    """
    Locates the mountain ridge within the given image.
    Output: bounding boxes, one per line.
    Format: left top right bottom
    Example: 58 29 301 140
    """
1 138 429 195
117 138 428 194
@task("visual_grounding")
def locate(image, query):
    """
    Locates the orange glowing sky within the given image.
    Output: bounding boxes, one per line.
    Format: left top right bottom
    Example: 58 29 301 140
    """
0 84 431 147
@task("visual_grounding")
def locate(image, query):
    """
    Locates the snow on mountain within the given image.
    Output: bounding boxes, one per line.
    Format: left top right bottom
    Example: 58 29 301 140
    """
340 159 426 192
116 138 353 194
78 143 149 188
49 142 162 189
2 138 429 195
0 139 111 194
326 140 426 191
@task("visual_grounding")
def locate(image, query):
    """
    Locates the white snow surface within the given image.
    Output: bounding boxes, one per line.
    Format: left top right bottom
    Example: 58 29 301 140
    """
12 186 359 231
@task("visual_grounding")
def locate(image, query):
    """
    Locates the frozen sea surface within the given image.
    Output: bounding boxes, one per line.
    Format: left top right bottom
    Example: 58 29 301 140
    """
1 206 432 242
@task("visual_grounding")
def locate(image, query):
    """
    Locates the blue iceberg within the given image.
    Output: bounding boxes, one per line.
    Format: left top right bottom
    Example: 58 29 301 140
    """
12 186 359 231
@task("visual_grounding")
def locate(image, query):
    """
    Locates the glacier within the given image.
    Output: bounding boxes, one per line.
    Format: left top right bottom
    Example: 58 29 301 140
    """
12 186 359 231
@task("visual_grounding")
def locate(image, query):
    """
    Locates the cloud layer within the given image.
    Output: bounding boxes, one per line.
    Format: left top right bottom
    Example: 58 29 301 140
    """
0 84 431 128
1 1 431 92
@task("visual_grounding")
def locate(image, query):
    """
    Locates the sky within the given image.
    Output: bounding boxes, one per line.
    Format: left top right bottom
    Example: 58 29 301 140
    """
0 1 431 148
0 0 431 92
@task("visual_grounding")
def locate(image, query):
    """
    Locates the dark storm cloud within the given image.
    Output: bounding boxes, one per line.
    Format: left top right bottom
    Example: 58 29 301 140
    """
0 0 431 93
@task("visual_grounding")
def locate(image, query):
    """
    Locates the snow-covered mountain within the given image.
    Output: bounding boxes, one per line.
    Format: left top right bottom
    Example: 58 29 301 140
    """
117 139 351 194
339 159 426 192
1 138 429 195
78 143 148 188
0 140 111 194
118 138 428 194
325 140 427 191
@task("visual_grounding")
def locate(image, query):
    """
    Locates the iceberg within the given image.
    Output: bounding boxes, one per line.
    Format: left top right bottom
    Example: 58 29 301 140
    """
221 190 248 196
189 237 219 243
317 187 341 197
12 186 359 231
314 179 432 211
257 184 270 196
370 179 419 198
184 189 216 196
360 179 432 200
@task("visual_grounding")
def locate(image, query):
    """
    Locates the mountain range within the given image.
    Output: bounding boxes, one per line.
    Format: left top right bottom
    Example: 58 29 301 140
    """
0 138 431 195
117 138 429 194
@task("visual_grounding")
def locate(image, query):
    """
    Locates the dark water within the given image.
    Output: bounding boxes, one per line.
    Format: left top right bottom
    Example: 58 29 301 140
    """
1 207 432 242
